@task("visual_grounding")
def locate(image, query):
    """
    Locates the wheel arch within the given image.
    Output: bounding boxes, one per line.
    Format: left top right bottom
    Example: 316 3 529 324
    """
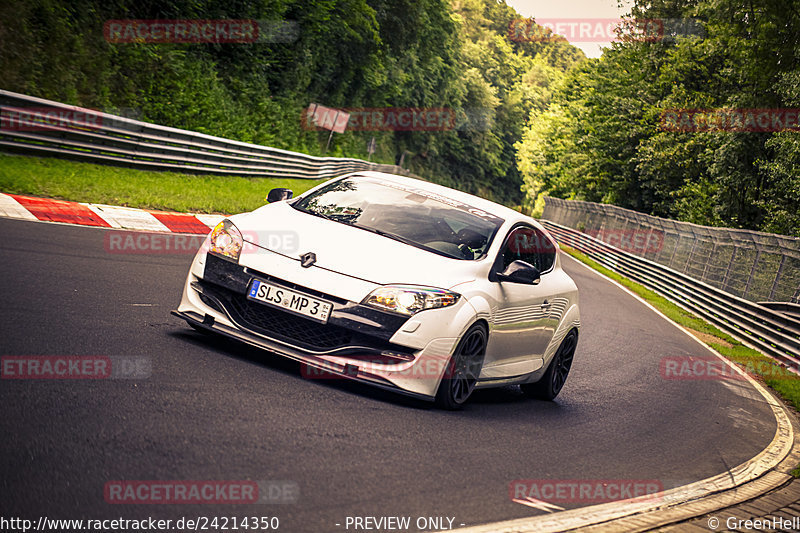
434 319 490 409
518 307 580 386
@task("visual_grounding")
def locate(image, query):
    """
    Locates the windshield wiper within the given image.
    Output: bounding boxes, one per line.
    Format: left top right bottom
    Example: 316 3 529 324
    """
349 224 410 244
347 223 462 259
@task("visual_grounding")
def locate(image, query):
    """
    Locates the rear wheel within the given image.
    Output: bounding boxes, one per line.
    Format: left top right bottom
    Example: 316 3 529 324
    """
435 324 487 410
521 329 578 401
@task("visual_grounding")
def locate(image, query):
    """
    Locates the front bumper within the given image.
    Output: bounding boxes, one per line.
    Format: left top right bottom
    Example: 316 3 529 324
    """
174 253 460 400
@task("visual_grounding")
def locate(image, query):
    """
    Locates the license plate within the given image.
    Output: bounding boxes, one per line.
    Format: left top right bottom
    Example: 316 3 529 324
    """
247 279 332 323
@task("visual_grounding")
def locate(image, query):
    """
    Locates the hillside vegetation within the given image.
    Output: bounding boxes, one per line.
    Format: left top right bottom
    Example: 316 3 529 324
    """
0 0 583 206
4 0 796 236
517 0 800 236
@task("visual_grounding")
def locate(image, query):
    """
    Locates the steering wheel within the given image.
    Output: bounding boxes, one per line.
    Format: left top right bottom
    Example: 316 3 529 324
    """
456 228 487 259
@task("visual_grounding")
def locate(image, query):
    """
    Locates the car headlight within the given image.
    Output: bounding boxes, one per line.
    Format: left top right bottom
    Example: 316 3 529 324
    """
363 285 461 316
208 219 243 262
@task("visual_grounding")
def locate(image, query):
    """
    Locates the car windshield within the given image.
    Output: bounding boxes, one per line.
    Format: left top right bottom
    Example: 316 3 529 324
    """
292 177 504 260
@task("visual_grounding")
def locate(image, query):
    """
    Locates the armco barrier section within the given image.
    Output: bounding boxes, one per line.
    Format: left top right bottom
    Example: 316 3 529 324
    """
542 196 800 304
0 89 409 180
542 219 800 369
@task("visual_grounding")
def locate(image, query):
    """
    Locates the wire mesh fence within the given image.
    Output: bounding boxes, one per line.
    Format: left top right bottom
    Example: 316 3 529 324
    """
542 197 800 304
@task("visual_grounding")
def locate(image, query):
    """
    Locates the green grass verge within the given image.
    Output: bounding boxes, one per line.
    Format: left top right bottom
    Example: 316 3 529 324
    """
561 245 800 418
0 153 327 214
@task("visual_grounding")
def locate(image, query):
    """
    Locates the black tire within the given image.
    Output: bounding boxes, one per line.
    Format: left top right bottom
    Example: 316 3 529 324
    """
521 329 578 401
435 323 487 410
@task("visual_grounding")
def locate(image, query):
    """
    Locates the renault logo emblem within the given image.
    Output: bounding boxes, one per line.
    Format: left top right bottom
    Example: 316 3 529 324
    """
300 252 317 268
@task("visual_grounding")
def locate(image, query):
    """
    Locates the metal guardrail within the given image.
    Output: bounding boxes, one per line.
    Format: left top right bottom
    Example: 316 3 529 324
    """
0 89 410 179
542 220 800 369
759 302 800 320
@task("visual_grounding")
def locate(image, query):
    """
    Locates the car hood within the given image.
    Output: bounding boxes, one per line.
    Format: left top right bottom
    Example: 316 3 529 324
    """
229 202 484 288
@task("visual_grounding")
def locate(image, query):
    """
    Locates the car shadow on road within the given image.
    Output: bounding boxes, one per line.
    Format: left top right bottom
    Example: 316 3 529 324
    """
168 328 436 409
168 327 568 413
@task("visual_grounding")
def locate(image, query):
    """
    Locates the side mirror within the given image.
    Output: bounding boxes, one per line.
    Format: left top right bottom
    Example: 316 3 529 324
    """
267 188 293 203
497 260 541 285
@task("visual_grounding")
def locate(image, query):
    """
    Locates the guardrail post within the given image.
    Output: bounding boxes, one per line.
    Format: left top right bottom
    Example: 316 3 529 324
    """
743 250 761 301
769 255 787 302
701 240 714 282
721 246 738 294
654 220 670 264
684 229 699 274
667 230 682 269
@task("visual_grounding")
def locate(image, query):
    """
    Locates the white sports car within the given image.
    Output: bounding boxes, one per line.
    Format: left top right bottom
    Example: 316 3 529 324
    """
173 172 580 408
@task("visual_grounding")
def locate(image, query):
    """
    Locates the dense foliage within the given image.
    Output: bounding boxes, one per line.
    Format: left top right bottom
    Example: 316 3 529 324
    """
516 0 800 236
0 0 583 205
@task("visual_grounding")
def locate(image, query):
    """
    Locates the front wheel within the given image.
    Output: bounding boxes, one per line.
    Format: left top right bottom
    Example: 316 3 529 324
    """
435 323 487 410
521 329 578 401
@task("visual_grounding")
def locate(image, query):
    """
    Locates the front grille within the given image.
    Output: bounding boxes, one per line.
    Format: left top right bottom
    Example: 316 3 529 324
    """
195 259 415 360
226 292 352 349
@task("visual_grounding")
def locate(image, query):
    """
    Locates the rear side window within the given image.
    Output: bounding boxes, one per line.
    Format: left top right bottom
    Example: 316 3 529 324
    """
500 226 557 273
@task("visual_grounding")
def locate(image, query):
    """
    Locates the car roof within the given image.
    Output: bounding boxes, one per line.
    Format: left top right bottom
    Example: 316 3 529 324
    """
344 171 530 224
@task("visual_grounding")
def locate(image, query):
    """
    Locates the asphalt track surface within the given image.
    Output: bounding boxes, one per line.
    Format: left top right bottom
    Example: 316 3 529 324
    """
0 217 778 532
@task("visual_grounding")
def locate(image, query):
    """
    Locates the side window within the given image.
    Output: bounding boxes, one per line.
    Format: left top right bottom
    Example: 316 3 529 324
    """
500 226 557 273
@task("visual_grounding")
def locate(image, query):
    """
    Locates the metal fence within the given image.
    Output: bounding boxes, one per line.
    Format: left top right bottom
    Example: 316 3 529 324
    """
541 220 800 366
542 197 800 304
0 89 411 180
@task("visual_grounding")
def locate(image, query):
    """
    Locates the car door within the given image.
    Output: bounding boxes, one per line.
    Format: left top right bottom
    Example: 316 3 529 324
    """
481 224 559 378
